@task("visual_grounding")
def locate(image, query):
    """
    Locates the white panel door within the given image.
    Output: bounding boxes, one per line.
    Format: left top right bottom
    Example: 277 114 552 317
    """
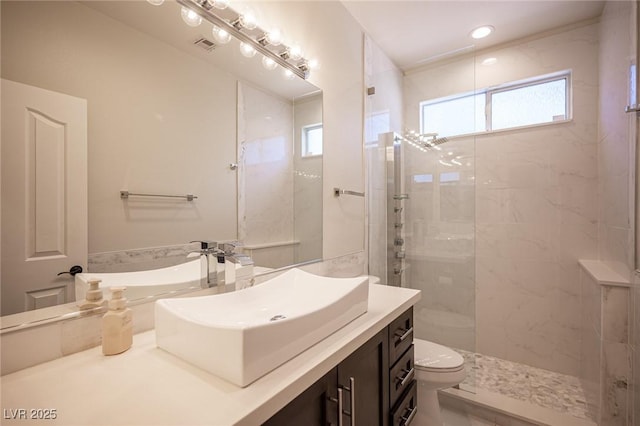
2 79 87 315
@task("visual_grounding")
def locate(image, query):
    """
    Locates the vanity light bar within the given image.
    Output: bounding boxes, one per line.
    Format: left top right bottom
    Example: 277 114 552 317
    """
176 0 309 79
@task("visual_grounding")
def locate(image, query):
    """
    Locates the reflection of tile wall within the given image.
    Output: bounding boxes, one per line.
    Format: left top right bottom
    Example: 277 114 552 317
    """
88 243 196 273
238 82 295 268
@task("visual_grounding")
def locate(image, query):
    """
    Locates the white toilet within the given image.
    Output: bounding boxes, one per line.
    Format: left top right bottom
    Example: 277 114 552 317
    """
413 338 466 426
362 275 465 425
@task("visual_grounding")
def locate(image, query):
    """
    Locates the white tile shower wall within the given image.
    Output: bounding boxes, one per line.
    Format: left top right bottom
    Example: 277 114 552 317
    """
580 267 602 421
404 22 600 375
598 1 635 281
579 260 633 425
0 252 365 376
600 283 632 425
633 274 640 426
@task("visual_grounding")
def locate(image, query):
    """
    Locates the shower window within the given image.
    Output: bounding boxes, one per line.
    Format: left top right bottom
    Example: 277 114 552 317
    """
421 70 571 138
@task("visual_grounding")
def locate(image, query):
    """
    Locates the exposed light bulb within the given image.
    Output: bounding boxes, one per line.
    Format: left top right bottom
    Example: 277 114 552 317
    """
283 69 295 80
239 11 257 30
262 56 278 71
181 7 202 27
212 0 229 9
240 42 256 58
265 28 282 46
212 25 231 44
470 25 494 39
147 0 164 5
307 58 319 70
288 45 303 61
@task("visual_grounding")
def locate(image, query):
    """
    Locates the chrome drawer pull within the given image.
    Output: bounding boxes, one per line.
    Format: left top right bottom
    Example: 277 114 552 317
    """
337 388 344 426
327 395 340 426
396 367 415 388
400 406 418 426
341 377 355 426
395 326 413 342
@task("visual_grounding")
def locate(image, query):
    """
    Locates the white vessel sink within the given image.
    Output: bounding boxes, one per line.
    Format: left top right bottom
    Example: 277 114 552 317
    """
75 259 272 302
155 268 369 387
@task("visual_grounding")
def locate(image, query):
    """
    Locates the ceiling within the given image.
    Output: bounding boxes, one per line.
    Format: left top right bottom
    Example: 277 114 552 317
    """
341 1 606 71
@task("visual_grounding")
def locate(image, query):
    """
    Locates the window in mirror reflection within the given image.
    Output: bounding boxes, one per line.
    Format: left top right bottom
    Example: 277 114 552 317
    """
302 123 323 157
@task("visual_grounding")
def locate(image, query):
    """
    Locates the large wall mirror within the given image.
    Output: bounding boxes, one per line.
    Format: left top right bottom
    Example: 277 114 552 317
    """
1 0 323 320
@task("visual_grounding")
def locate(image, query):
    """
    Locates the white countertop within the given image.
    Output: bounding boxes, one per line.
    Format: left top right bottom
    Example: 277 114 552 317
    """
1 284 420 426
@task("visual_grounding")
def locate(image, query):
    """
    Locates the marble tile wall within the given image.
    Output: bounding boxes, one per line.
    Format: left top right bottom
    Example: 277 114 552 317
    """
579 261 633 426
472 19 600 373
598 0 635 281
633 273 640 426
580 266 602 420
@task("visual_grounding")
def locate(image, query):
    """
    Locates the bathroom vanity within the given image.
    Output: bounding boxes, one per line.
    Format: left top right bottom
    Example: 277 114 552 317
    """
265 306 417 426
0 284 419 425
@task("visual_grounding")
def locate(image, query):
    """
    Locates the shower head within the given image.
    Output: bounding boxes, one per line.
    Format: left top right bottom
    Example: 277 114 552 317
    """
422 135 449 149
427 137 449 146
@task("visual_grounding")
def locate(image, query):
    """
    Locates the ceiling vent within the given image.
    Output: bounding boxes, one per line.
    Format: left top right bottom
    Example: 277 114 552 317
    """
193 37 216 52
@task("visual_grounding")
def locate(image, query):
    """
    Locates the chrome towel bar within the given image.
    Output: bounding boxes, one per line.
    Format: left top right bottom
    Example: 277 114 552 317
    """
120 191 197 201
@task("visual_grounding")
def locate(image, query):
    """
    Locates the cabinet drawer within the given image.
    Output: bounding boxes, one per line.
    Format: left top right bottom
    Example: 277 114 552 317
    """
388 307 413 365
389 344 414 408
390 379 417 426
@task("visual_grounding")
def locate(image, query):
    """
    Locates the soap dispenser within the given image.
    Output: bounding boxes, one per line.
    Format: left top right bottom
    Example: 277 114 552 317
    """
102 287 133 356
78 278 107 310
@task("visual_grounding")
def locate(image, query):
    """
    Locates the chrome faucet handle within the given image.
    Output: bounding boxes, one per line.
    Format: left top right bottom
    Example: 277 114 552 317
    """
218 241 243 255
190 240 218 251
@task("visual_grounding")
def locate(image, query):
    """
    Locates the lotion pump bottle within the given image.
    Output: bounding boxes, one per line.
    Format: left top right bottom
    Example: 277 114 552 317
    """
102 287 133 355
78 278 107 310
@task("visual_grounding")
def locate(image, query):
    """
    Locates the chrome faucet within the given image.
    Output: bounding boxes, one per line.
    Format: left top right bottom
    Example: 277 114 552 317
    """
189 240 219 287
218 242 254 289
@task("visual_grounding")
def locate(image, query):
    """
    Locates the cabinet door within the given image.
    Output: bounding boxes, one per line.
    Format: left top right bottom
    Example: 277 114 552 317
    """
264 369 338 426
338 329 389 426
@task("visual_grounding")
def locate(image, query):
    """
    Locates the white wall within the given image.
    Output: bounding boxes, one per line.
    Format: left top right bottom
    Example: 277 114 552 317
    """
403 21 600 375
2 1 238 254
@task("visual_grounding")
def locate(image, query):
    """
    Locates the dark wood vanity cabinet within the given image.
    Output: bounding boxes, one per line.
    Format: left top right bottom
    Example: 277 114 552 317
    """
388 307 417 426
264 308 416 426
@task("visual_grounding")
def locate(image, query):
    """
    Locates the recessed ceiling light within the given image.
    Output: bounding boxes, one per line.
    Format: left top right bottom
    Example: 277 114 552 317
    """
482 57 498 66
471 25 494 39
